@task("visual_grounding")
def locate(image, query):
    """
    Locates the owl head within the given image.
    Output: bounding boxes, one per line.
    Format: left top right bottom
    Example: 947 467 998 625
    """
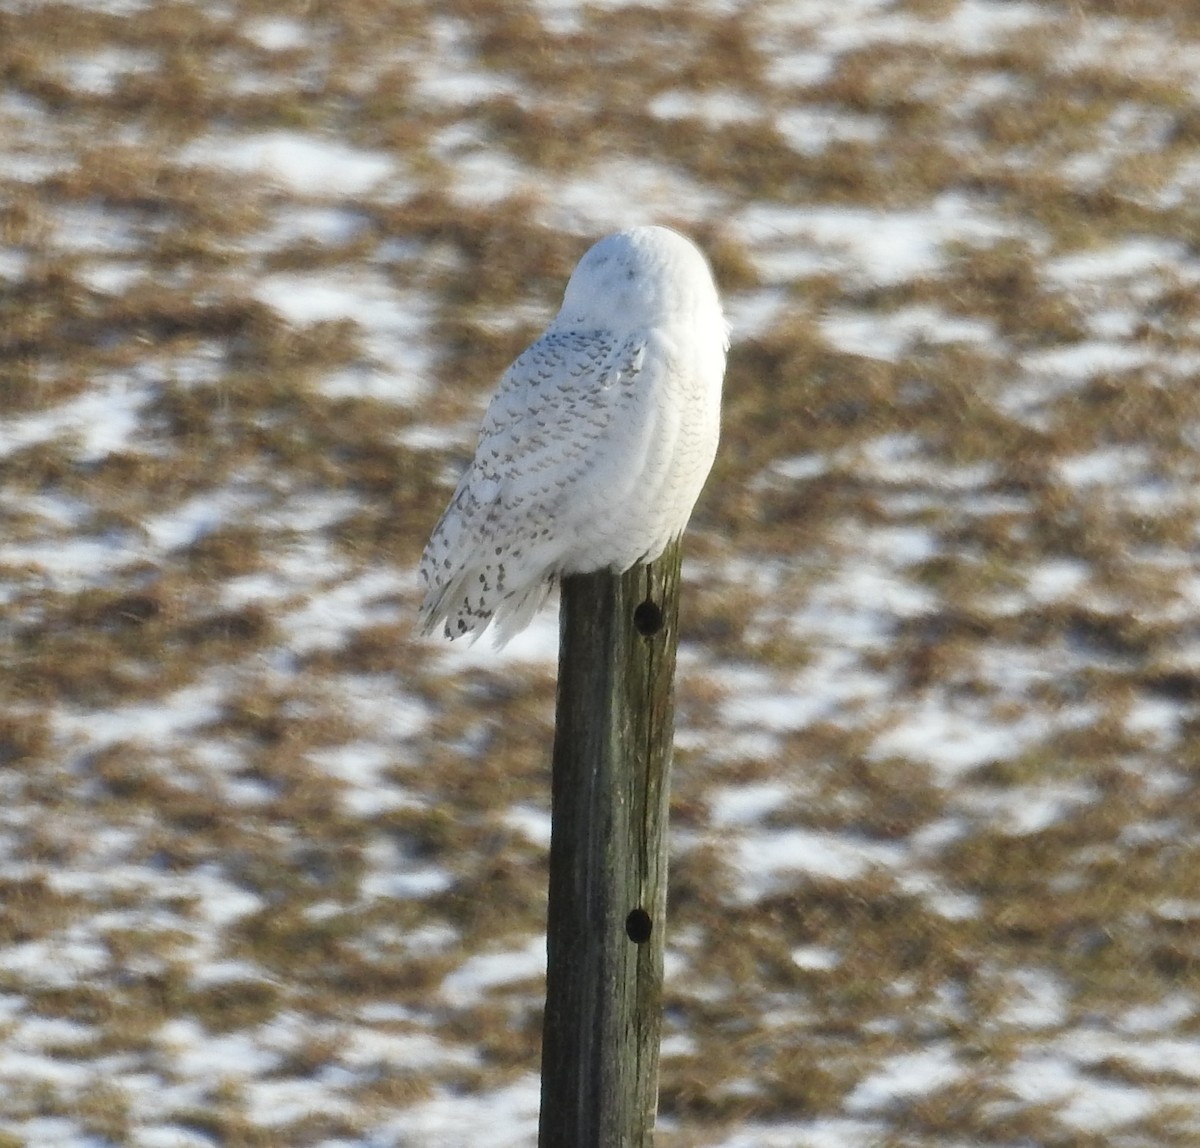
554 225 727 344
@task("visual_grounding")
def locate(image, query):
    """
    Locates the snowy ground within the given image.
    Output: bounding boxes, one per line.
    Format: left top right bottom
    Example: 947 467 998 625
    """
5 0 1200 1145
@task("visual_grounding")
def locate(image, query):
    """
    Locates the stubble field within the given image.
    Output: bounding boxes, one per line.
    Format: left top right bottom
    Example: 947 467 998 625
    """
5 1 1200 1145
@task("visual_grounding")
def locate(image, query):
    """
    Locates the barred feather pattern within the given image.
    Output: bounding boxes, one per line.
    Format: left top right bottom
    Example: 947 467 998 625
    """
418 226 728 646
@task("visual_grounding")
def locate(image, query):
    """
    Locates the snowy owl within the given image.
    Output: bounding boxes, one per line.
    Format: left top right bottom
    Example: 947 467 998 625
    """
418 225 728 646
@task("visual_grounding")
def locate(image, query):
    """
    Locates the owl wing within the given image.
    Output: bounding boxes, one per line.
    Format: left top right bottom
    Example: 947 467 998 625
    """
417 328 657 641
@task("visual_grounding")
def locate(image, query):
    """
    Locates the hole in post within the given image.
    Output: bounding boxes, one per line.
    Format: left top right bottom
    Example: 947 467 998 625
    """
625 908 653 944
633 600 663 637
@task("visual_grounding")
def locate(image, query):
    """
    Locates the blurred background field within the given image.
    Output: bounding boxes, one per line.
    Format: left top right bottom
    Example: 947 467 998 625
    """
5 0 1200 1144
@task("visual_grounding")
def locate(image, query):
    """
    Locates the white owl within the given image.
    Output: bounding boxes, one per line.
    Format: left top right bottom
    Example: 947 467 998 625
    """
418 225 728 645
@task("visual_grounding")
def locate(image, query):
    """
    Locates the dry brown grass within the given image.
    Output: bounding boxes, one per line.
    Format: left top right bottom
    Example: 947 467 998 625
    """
5 0 1200 1144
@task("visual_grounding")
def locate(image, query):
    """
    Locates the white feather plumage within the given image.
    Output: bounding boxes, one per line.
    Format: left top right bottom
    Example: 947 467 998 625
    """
418 225 728 645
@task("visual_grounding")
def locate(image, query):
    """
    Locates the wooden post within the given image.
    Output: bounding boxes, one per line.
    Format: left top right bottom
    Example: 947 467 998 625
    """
538 540 682 1148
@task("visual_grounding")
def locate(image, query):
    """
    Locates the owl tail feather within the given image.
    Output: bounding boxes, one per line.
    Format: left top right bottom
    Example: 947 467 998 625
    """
417 569 555 648
488 576 555 648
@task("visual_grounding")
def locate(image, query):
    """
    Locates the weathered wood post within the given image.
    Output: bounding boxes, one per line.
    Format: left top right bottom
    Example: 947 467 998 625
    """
538 539 683 1148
